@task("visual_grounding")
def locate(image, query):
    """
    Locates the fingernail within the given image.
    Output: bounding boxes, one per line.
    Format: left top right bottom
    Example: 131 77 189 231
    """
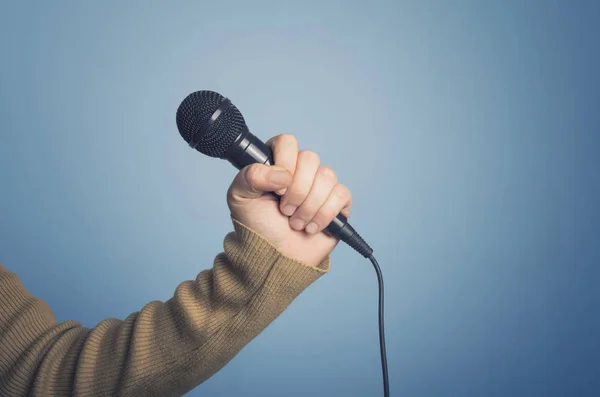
305 222 319 235
270 170 289 186
275 188 287 196
282 205 297 216
290 217 305 230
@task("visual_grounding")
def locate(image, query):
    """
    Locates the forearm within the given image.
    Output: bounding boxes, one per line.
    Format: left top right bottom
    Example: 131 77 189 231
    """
0 218 329 397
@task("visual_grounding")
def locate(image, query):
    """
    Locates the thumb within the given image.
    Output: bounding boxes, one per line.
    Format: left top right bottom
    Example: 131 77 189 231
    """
227 163 292 202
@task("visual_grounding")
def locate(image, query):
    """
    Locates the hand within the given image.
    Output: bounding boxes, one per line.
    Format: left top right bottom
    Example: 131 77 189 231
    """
227 134 352 267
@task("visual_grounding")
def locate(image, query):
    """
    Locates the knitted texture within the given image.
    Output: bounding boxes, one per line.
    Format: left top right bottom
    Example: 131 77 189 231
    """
0 218 330 396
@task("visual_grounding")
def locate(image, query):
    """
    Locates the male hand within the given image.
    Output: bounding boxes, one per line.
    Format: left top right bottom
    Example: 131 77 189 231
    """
227 134 352 267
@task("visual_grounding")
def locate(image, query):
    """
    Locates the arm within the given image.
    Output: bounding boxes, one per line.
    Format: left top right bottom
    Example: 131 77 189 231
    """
0 218 329 397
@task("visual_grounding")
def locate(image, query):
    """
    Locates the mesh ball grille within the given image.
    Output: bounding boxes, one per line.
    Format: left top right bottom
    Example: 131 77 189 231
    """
176 90 247 158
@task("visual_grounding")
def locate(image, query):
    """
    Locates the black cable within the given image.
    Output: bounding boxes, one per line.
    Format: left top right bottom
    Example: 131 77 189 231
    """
369 254 389 397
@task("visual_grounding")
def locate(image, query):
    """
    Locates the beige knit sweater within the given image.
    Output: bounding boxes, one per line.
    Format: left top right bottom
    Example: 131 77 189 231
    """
0 218 330 396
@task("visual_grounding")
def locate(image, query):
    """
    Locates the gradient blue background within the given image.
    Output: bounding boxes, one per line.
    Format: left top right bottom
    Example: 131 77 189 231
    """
1 1 599 396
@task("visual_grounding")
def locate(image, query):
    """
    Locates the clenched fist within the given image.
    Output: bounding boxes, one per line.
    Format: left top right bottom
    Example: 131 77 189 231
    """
227 134 352 267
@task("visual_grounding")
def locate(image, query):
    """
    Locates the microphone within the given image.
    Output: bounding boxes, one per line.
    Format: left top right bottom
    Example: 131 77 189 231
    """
176 91 389 397
175 90 373 258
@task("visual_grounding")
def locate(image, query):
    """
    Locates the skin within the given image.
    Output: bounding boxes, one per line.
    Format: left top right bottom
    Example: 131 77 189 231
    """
227 134 352 267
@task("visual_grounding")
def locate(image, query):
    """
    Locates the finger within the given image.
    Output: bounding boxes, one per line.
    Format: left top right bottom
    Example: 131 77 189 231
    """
280 150 320 217
265 134 298 195
305 184 352 235
289 166 337 231
227 163 292 203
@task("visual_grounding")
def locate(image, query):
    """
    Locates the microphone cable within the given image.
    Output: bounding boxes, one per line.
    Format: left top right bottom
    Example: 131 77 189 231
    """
336 222 389 396
369 254 389 397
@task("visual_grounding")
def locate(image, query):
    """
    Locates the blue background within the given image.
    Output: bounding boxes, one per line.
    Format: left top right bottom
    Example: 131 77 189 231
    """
1 1 599 396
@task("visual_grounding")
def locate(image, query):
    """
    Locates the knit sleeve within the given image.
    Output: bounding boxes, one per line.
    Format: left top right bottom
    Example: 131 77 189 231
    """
0 217 330 397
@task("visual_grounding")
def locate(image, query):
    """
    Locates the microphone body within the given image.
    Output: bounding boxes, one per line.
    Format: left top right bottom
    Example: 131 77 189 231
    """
225 127 372 257
177 90 373 257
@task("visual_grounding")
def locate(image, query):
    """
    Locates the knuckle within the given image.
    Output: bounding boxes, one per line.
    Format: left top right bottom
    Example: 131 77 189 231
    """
285 187 308 205
278 133 298 146
245 164 264 186
295 207 315 222
316 205 337 221
334 184 351 201
226 186 235 201
298 150 320 165
300 200 320 215
317 166 337 183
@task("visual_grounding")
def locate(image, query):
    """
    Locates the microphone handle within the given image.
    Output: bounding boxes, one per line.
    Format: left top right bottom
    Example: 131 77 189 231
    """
225 128 373 258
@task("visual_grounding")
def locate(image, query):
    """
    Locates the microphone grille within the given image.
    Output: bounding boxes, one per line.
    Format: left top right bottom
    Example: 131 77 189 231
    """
176 90 247 158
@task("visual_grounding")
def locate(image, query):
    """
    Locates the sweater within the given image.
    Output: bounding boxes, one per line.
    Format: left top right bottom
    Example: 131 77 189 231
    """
0 218 330 396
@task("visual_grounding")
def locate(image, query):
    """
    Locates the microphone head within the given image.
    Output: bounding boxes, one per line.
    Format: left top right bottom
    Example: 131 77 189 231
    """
176 90 247 158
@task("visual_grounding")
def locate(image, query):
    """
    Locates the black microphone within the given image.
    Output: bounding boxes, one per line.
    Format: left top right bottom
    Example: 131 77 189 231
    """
175 90 373 258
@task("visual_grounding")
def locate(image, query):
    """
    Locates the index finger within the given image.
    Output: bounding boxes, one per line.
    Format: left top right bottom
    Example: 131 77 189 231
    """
266 134 299 194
